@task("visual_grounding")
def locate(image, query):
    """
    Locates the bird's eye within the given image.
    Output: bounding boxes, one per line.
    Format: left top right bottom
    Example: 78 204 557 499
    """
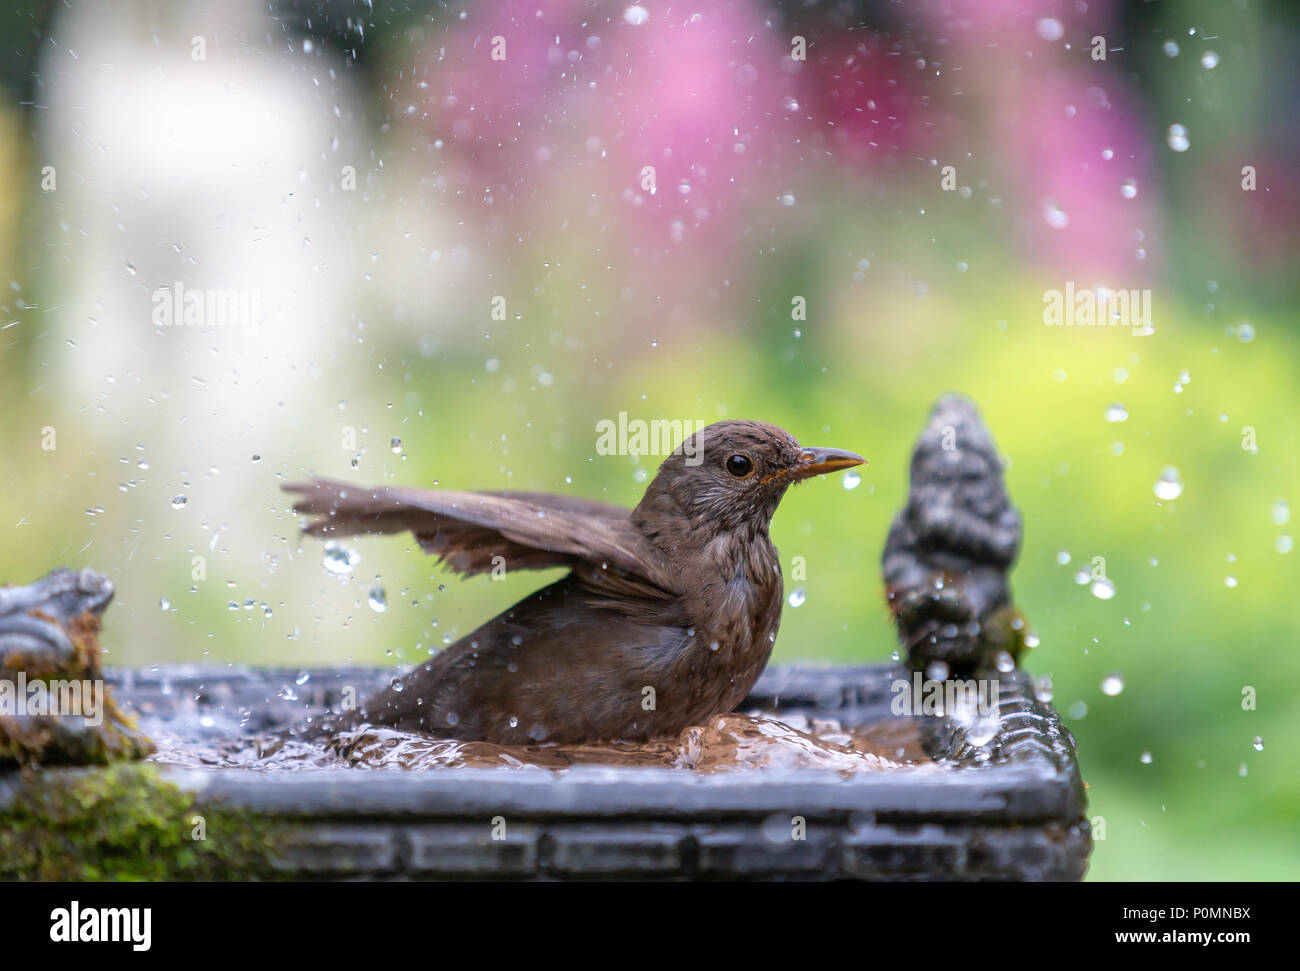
726 454 754 478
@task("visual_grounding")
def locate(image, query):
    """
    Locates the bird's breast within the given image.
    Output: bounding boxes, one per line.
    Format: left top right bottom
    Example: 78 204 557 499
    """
672 533 784 707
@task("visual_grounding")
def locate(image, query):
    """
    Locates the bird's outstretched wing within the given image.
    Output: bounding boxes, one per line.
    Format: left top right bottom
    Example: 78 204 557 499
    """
283 478 680 596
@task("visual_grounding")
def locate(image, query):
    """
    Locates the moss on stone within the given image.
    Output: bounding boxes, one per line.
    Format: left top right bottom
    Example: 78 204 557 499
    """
0 763 292 880
1 605 156 769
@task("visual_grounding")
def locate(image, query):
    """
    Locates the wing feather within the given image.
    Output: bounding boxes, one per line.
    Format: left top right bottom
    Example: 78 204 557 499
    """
283 478 679 595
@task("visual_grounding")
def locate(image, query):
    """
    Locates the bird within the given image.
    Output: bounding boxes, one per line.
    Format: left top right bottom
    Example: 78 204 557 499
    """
284 420 864 745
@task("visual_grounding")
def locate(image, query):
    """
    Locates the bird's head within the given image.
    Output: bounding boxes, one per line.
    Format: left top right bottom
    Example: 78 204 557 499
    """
633 419 865 536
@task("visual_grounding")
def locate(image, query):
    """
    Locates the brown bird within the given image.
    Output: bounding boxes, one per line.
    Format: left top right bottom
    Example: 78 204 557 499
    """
284 420 863 745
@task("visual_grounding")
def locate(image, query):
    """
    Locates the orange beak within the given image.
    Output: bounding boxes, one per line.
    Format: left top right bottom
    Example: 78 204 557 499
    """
790 446 867 481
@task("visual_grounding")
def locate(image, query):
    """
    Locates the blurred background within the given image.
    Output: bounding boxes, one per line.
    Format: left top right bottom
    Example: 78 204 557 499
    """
0 0 1295 879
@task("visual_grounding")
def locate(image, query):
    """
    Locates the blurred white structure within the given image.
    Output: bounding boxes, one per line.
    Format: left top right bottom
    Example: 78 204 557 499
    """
33 0 467 664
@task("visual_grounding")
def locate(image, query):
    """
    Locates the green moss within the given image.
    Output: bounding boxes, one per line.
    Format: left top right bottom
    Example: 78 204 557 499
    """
0 708 154 769
0 763 292 880
0 607 156 768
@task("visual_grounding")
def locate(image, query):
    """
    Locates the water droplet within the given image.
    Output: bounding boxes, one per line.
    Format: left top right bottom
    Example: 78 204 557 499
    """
390 437 402 454
842 470 861 490
1042 198 1069 229
995 651 1015 673
1105 403 1128 423
787 588 806 608
1101 672 1125 696
1067 700 1088 719
1036 18 1064 41
1140 751 1153 764
1162 40 1180 57
924 660 950 682
1224 575 1238 589
779 193 796 207
1271 499 1289 526
1154 466 1183 500
622 5 649 26
1167 124 1190 152
159 597 170 611
1120 178 1138 200
322 541 360 575
1101 147 1114 161
1200 50 1219 69
1276 535 1293 554
368 585 387 612
1252 736 1263 751
1090 576 1116 600
170 495 188 509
